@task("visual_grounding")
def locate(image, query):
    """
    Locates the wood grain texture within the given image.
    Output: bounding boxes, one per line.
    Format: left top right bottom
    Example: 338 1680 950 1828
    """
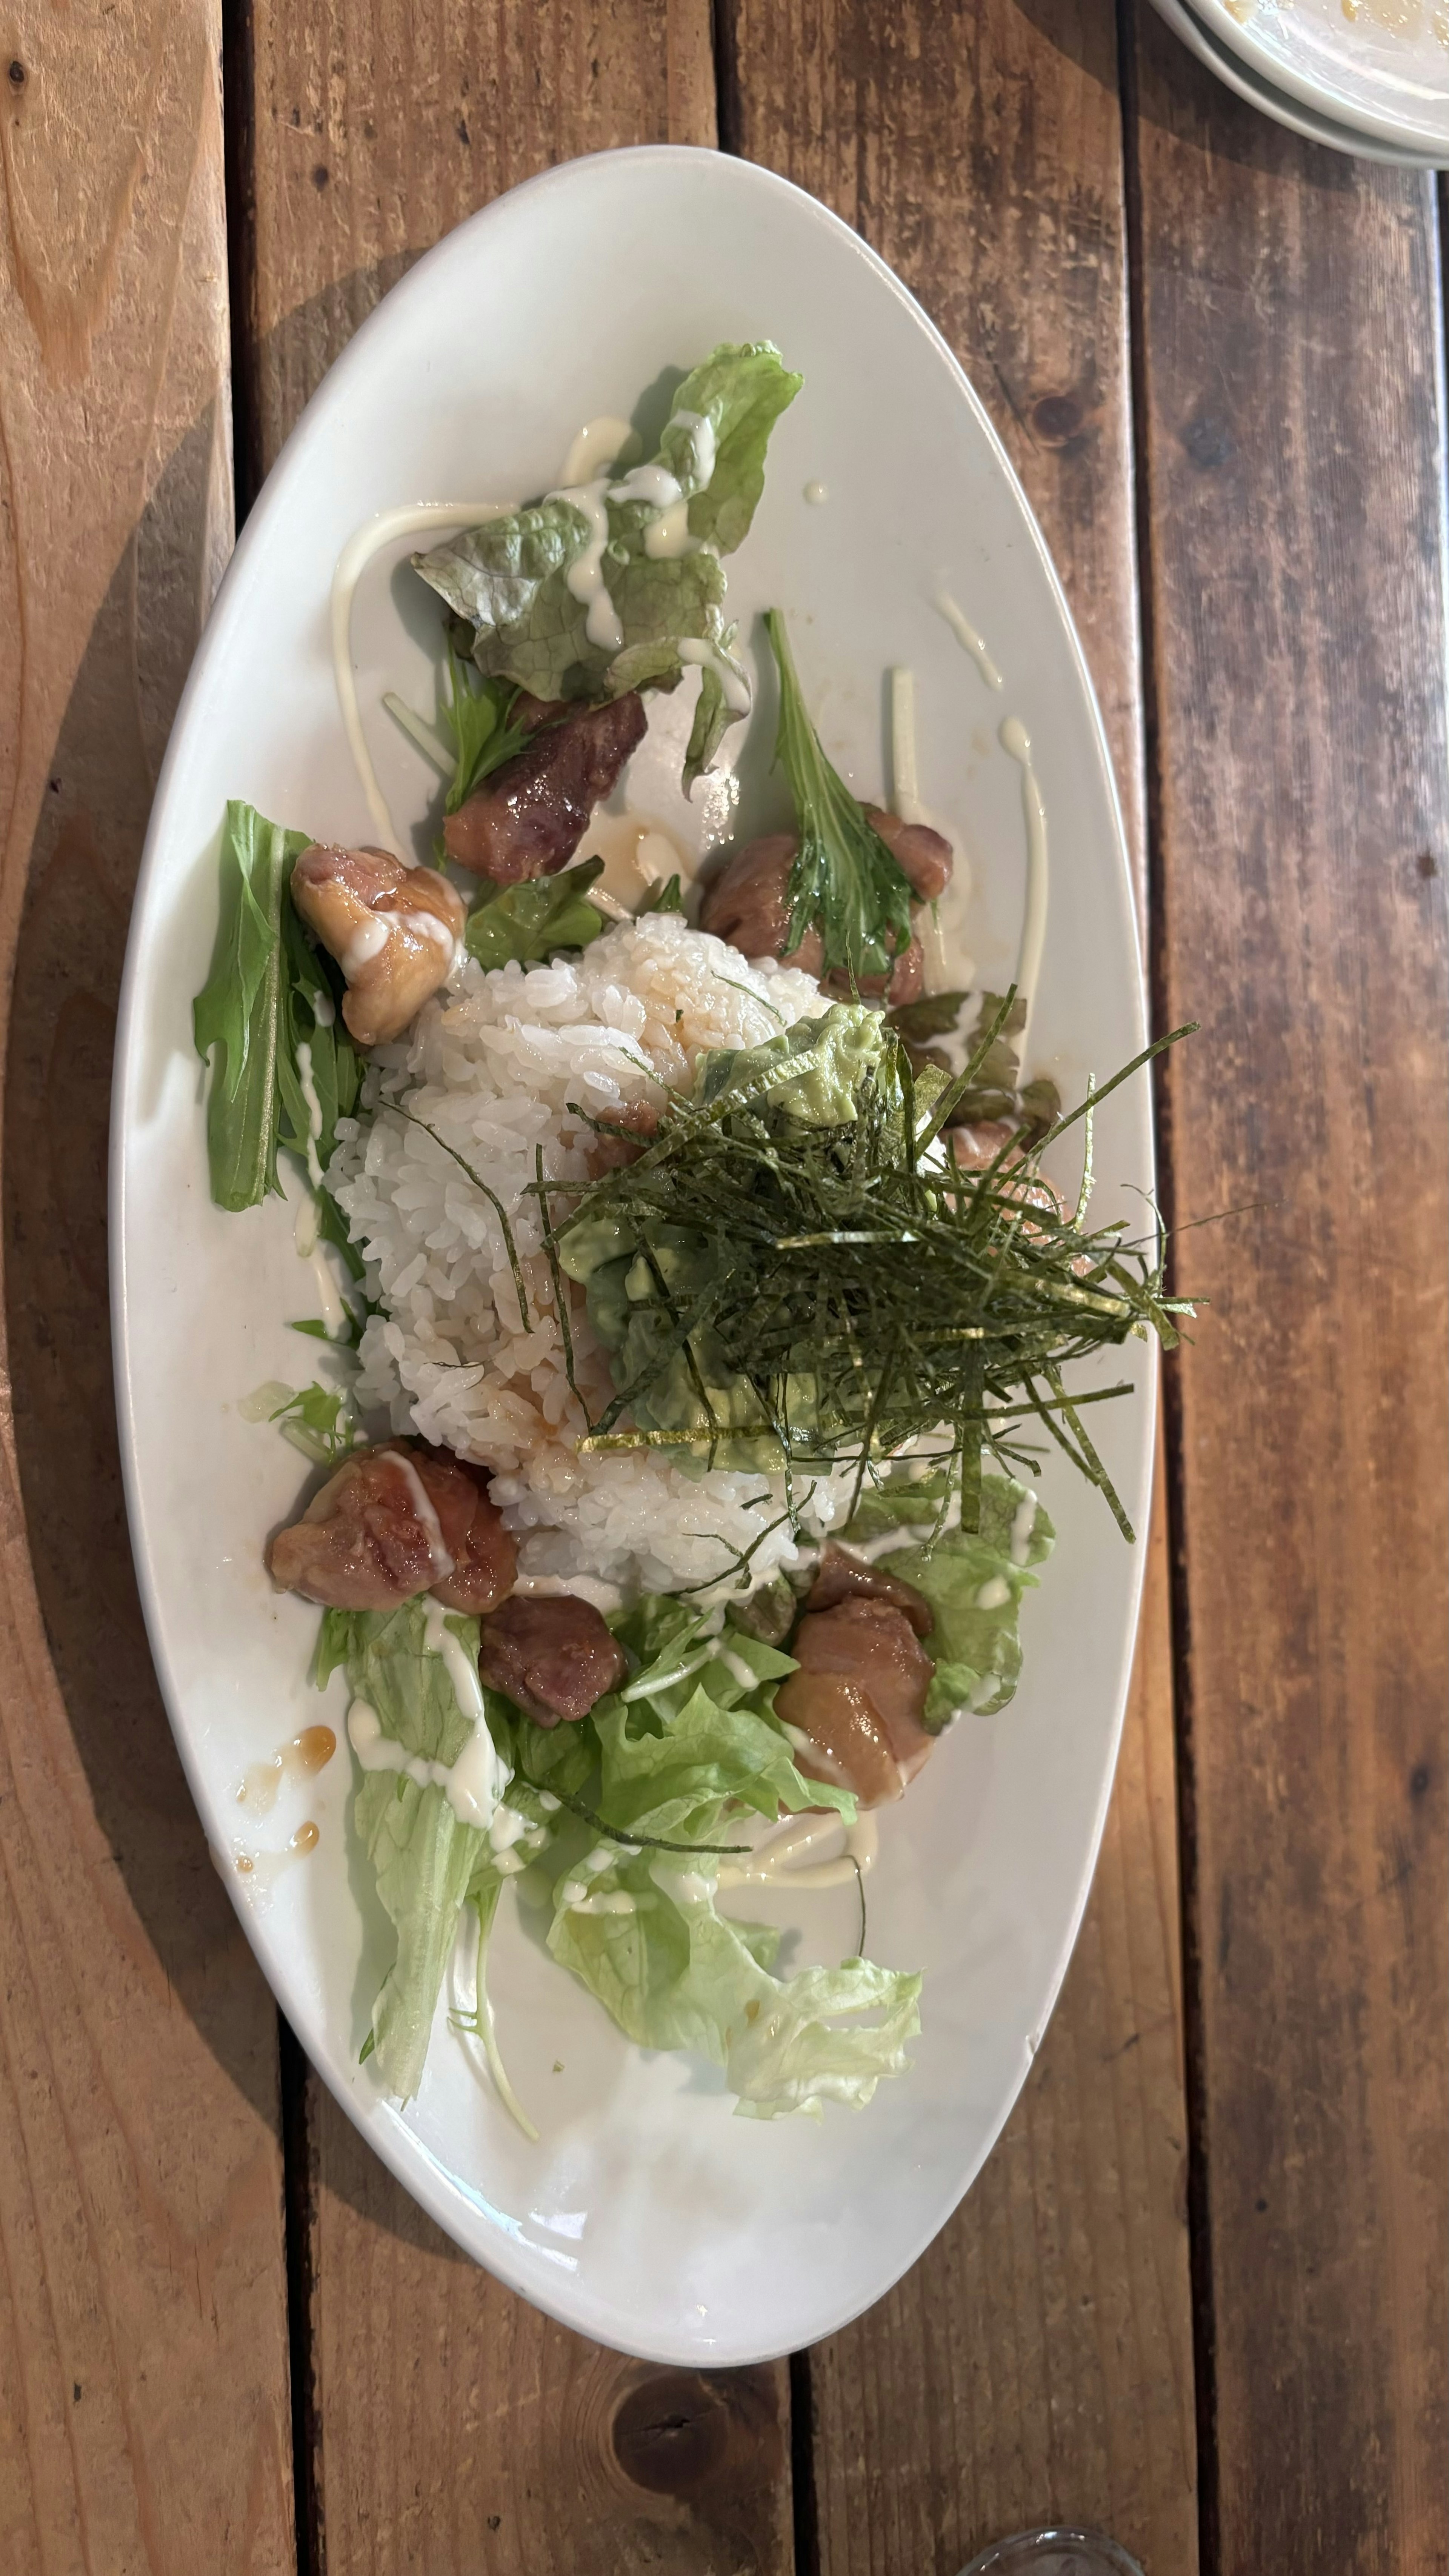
240 12 794 2571
1130 19 1449 2571
726 6 1197 2569
245 0 716 478
0 4 295 2570
300 2099 792 2573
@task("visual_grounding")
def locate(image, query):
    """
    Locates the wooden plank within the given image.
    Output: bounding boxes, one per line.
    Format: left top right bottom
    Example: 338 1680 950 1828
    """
238 11 798 2570
1129 19 1449 2571
0 4 296 2570
726 4 1198 2568
297 2096 792 2573
243 0 717 483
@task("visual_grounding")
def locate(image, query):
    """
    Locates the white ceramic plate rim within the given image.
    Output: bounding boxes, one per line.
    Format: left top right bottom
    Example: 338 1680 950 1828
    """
1152 0 1449 156
111 145 1152 2362
1194 0 1449 155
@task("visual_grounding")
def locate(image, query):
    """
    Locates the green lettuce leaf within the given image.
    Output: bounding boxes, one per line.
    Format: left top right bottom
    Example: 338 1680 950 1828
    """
318 1598 478 1762
412 343 800 764
661 340 804 555
844 1473 1056 1722
355 1772 483 2101
548 1858 920 2119
321 1599 505 2099
193 799 364 1212
464 857 607 971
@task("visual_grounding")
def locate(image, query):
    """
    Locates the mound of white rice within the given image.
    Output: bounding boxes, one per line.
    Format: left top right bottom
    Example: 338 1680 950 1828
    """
329 911 859 1596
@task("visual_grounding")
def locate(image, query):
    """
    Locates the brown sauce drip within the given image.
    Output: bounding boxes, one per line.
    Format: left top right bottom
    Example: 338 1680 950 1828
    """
237 1724 337 1813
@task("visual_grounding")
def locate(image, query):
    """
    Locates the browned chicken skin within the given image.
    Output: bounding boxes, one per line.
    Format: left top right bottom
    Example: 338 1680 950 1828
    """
291 844 464 1047
478 1593 627 1726
804 1544 934 1636
442 691 648 881
698 805 952 1005
266 1440 515 1613
777 1596 936 1807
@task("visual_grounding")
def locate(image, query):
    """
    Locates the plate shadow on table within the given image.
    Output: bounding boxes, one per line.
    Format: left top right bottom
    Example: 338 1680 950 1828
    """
4 406 289 2141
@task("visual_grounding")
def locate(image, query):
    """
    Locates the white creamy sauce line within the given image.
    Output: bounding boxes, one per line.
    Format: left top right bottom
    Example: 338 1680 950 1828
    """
609 460 695 561
935 588 1003 691
348 1628 510 1835
560 414 634 488
717 1645 760 1693
545 475 623 652
309 1249 349 1338
331 501 509 853
998 715 1049 1060
389 1455 454 1576
294 1038 326 1188
311 986 335 1027
513 1572 625 1616
677 635 751 714
718 1809 880 1894
889 667 925 826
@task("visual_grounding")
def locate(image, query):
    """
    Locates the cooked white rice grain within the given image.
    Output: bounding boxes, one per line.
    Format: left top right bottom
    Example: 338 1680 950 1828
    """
329 912 854 1595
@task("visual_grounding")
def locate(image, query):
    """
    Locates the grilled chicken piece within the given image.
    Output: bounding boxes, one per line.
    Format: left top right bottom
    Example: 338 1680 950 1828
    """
441 691 648 881
861 805 954 903
804 1544 934 1636
291 844 463 1047
266 1441 515 1612
478 1592 627 1726
698 822 932 1005
776 1597 935 1807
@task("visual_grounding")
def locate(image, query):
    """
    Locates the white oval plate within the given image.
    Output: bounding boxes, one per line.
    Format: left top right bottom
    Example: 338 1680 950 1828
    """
112 146 1154 2366
1195 0 1449 156
1151 0 1448 158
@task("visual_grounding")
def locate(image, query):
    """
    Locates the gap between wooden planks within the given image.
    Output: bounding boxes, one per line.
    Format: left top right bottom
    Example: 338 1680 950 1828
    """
239 3 1197 2571
0 2 296 2570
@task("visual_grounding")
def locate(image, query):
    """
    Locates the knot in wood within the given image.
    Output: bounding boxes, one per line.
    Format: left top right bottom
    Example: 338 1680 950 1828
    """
1032 392 1083 444
8 59 25 84
610 2370 730 2495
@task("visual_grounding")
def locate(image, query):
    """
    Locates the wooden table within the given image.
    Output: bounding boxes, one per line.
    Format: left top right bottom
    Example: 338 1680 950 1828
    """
2 5 1445 2569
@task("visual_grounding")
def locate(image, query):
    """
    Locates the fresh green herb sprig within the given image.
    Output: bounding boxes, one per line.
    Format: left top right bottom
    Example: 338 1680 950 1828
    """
193 800 364 1210
551 999 1196 1539
464 857 607 970
268 1380 357 1466
766 609 916 987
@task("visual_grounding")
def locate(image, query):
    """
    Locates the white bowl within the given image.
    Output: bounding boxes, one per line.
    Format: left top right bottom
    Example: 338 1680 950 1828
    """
112 145 1154 2365
1151 0 1448 158
1192 0 1449 157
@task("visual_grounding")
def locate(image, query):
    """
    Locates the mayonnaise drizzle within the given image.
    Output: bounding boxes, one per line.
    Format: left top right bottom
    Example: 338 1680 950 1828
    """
998 715 1049 1058
331 501 509 851
559 415 633 487
889 666 925 826
390 1455 454 1578
935 589 1003 690
718 1809 880 1893
309 1249 349 1339
294 1038 325 1187
546 477 623 652
677 635 751 714
347 1647 510 1833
